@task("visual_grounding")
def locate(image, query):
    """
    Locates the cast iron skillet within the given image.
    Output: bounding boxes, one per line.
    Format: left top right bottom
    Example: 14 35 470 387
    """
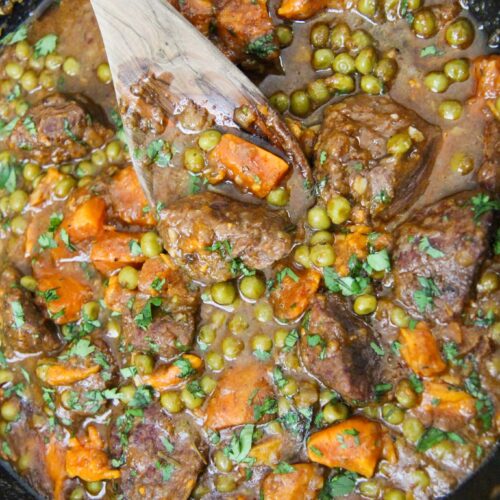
0 0 498 498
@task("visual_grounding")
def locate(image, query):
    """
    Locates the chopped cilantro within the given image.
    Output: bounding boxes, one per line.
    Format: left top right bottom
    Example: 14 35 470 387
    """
409 373 423 393
418 236 445 258
470 194 500 221
173 357 196 378
129 239 143 256
253 396 278 421
246 33 278 59
11 301 25 328
323 267 369 297
366 249 391 272
22 116 37 136
420 45 444 58
320 470 358 498
33 34 58 58
224 424 255 463
370 342 385 356
283 329 299 351
0 25 28 46
155 461 174 481
413 276 441 313
274 462 295 474
134 297 162 330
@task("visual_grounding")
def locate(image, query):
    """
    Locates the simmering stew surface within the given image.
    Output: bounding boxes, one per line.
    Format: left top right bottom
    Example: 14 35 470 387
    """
0 0 498 499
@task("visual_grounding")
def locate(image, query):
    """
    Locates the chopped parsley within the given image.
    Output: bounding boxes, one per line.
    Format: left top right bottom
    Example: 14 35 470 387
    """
420 45 444 58
22 116 37 136
253 396 278 421
324 267 369 297
155 461 174 481
146 139 171 167
283 329 299 351
134 297 162 330
320 471 358 498
129 239 143 256
413 276 441 313
442 341 464 366
272 366 287 389
370 342 385 356
374 382 393 399
464 371 494 430
0 25 28 46
246 33 278 59
224 424 255 463
275 267 299 286
470 193 500 221
409 373 424 393
416 427 465 452
10 301 25 328
274 462 295 474
206 239 232 258
366 249 391 272
173 357 196 378
418 236 445 258
33 34 58 58
0 151 19 191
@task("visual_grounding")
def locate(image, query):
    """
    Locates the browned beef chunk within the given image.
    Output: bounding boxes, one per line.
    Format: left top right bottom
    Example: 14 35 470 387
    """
477 118 500 193
314 95 441 222
8 93 112 164
113 406 207 500
158 192 293 283
393 191 495 324
300 294 381 403
0 267 60 356
171 0 215 35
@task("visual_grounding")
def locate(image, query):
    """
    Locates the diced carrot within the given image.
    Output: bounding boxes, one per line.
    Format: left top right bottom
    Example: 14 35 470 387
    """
249 437 283 466
473 55 500 101
90 229 146 275
66 425 120 482
307 416 383 477
109 165 155 227
138 255 175 296
382 433 398 464
29 168 64 207
62 196 106 243
277 0 327 20
262 463 324 500
38 274 93 324
205 362 274 430
208 133 289 198
46 437 67 500
104 275 136 313
333 225 370 277
270 267 321 321
399 322 446 377
42 364 101 386
142 354 203 391
417 380 476 429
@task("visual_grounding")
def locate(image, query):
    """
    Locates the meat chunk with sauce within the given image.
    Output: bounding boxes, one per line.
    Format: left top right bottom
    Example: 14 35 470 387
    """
314 94 441 222
300 294 381 403
168 0 215 35
392 191 495 324
0 267 60 356
8 93 112 164
113 405 207 500
477 118 500 193
158 192 293 283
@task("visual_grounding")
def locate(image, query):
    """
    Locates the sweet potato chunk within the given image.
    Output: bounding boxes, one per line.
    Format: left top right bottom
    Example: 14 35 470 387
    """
473 55 500 101
307 416 383 477
261 463 324 500
43 364 101 387
29 167 64 207
103 275 136 313
249 437 283 466
208 133 289 198
270 267 321 321
46 438 67 500
109 165 155 227
90 229 146 275
277 0 327 20
62 196 106 243
399 322 446 377
142 354 203 391
416 381 476 431
205 361 274 430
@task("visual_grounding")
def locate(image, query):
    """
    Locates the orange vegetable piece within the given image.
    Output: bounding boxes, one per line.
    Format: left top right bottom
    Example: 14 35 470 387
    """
46 437 67 500
66 425 120 482
473 55 500 101
142 354 203 391
138 255 175 296
307 416 383 477
249 437 283 466
90 229 146 275
38 274 92 324
62 196 106 243
43 364 101 386
270 267 321 321
205 362 274 430
109 165 155 227
262 463 324 500
29 168 64 207
277 0 327 20
208 133 289 198
104 275 136 313
399 322 446 377
333 225 370 277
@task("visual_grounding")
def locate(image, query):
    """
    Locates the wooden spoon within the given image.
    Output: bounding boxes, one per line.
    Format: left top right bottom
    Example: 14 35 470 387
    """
90 0 313 221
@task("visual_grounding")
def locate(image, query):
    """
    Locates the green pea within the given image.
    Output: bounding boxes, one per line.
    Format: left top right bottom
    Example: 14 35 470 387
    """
444 59 469 82
310 231 333 245
181 386 204 410
199 325 216 345
9 190 28 213
307 79 330 105
276 25 294 47
383 489 406 500
353 294 377 315
45 53 64 70
211 310 227 328
450 152 474 175
198 130 222 151
206 351 224 371
15 41 32 61
290 90 311 117
215 475 237 493
406 0 421 10
424 72 449 93
106 140 123 162
119 385 136 405
355 47 377 75
349 29 373 52
222 336 244 359
410 469 430 489
294 244 312 268
22 162 40 181
228 314 248 334
85 481 103 495
438 100 463 121
183 147 205 173
11 215 27 235
387 132 412 156
29 55 45 71
211 281 236 305
267 187 289 206
160 391 184 413
63 56 81 76
310 243 335 267
269 92 290 113
82 301 100 321
382 403 405 424
76 160 98 177
54 176 76 198
5 62 23 80
240 275 266 300
133 353 154 375
478 271 499 294
39 69 56 90
118 266 139 290
310 23 330 48
1 399 20 422
327 195 351 224
390 306 409 327
360 75 383 95
402 416 425 442
15 100 29 116
281 378 298 396
214 449 233 472
307 206 331 230
445 18 474 49
358 479 381 498
97 62 112 83
412 9 438 38
323 402 349 423
327 73 355 94
375 58 398 82
20 70 38 92
254 302 274 322
0 370 14 385
357 0 378 17
107 318 121 337
140 231 162 257
333 53 355 75
329 23 351 50
273 329 288 349
69 486 86 500
200 375 217 395
251 334 273 353
312 48 335 70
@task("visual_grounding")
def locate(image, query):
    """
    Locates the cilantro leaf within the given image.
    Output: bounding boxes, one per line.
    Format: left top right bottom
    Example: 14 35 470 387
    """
418 237 445 258
246 33 277 59
413 276 441 313
274 462 295 474
0 25 28 46
224 424 255 463
34 34 58 58
173 357 196 378
366 249 391 271
11 301 25 328
134 297 162 330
